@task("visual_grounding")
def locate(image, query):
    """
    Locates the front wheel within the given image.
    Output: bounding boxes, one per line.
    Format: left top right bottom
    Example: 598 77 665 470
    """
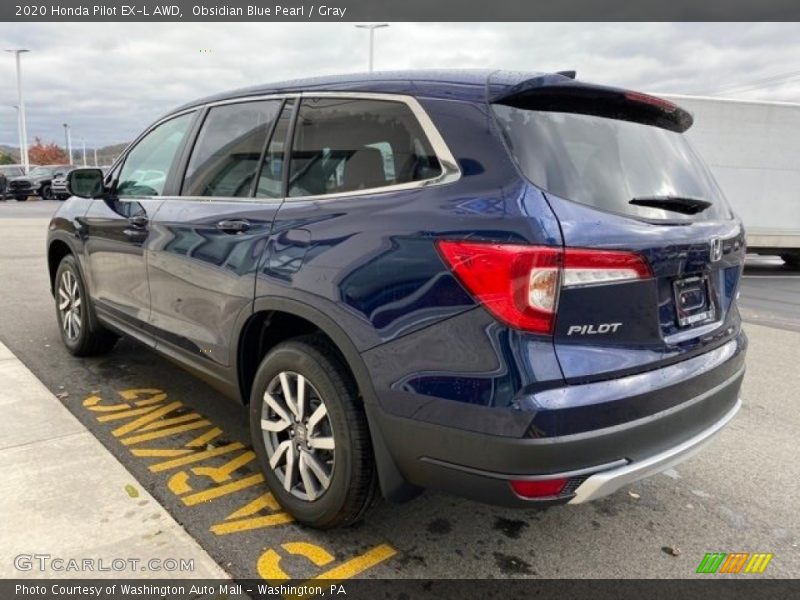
54 255 118 356
249 335 377 529
41 185 53 200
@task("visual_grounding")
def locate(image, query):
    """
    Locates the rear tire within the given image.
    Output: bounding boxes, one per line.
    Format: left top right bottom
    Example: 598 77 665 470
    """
41 185 53 200
15 195 26 202
249 334 377 529
54 255 118 356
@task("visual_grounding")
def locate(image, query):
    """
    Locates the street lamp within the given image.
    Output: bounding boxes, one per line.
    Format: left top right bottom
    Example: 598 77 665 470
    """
80 137 87 166
4 49 30 173
63 123 72 165
355 24 388 73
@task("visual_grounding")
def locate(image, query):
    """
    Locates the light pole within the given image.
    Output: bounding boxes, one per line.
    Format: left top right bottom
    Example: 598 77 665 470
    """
63 123 72 165
80 138 87 166
355 24 388 72
5 49 30 173
93 147 98 167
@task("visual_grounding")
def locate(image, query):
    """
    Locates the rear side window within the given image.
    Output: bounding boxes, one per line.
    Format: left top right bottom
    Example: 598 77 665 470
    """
288 98 441 197
183 100 282 197
493 105 730 222
117 112 194 197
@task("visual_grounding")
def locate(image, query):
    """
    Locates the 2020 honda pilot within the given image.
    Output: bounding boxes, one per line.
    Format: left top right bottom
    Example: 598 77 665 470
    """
47 70 746 528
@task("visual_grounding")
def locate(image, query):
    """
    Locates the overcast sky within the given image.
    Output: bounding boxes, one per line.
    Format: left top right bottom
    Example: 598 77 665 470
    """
1 22 799 149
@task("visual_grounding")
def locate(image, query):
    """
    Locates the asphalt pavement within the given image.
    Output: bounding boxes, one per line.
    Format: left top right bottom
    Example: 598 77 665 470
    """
0 199 798 580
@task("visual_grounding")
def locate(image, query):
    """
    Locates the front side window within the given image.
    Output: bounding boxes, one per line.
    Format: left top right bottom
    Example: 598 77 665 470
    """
117 112 194 197
183 100 281 197
288 98 442 197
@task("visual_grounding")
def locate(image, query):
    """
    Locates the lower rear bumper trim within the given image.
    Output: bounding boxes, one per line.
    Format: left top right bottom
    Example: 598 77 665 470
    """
567 397 742 504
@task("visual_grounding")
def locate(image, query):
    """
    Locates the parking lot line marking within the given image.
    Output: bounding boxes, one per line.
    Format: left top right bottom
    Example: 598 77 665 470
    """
148 442 244 472
308 544 396 581
139 412 205 431
83 395 135 412
181 473 264 505
97 405 162 422
110 401 184 435
193 450 256 483
228 492 281 517
284 542 335 567
131 448 194 458
121 419 212 445
258 549 289 580
187 427 223 447
211 513 294 535
167 471 193 495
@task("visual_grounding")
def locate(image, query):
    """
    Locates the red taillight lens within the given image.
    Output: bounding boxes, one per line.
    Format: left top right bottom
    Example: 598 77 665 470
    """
436 241 561 334
510 478 568 498
437 241 651 334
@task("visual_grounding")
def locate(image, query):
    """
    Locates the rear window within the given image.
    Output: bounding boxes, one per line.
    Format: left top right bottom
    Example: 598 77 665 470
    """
493 105 730 222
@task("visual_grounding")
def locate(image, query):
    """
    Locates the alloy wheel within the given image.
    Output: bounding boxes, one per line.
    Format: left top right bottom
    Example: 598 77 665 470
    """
58 269 82 341
260 371 335 501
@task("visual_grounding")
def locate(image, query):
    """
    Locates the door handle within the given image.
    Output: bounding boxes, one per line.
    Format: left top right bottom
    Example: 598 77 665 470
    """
217 219 251 234
128 215 149 228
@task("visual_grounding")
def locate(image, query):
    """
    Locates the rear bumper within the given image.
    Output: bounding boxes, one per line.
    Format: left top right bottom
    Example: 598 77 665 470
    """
568 396 740 503
370 334 746 507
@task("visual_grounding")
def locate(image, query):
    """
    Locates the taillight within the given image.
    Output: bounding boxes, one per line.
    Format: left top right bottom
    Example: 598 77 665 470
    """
437 241 651 334
562 248 652 287
510 478 568 498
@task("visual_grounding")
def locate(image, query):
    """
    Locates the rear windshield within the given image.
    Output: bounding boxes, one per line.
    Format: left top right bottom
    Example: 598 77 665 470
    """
493 105 730 222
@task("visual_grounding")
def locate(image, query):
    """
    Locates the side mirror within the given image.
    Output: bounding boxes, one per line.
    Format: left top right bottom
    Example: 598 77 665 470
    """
66 168 106 199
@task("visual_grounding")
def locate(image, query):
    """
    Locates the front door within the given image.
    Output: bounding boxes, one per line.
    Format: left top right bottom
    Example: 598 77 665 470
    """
83 111 196 340
147 99 289 366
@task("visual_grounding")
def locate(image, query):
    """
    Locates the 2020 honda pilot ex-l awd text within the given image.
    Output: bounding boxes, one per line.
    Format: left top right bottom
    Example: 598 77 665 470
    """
47 70 747 528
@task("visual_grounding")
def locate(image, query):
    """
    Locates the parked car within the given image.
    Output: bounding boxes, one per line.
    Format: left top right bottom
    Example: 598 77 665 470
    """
47 70 747 528
9 164 71 201
0 164 25 199
51 166 96 200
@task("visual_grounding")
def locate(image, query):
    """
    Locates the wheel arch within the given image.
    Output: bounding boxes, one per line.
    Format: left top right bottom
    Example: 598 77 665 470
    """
47 237 75 295
239 296 420 503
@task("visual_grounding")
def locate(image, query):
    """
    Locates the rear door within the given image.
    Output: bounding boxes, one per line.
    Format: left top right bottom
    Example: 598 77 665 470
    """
83 111 196 338
146 98 289 367
493 91 746 382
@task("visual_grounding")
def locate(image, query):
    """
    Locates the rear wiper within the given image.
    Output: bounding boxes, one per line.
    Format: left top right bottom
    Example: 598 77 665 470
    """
629 195 712 215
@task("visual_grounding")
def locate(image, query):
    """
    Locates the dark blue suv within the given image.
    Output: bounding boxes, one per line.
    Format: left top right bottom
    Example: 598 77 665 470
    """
48 70 746 528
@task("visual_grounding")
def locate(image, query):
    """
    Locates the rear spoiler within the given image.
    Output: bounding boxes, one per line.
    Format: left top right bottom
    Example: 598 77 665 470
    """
490 74 693 133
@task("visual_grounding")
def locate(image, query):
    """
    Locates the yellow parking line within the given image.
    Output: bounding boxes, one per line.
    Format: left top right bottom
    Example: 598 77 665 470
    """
139 412 205 431
309 544 396 580
121 419 212 445
182 473 264 505
111 401 184 436
148 443 244 472
97 405 160 422
186 427 223 447
131 448 194 458
211 513 294 535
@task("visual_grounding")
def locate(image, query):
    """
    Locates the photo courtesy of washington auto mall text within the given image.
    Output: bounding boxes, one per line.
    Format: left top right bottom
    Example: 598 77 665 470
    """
0 0 799 599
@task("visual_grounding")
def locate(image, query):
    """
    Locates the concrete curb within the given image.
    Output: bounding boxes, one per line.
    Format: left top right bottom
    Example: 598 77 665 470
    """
0 341 229 579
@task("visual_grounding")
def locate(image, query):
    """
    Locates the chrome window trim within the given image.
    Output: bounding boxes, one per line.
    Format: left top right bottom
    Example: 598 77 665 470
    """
116 91 461 203
281 92 461 201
